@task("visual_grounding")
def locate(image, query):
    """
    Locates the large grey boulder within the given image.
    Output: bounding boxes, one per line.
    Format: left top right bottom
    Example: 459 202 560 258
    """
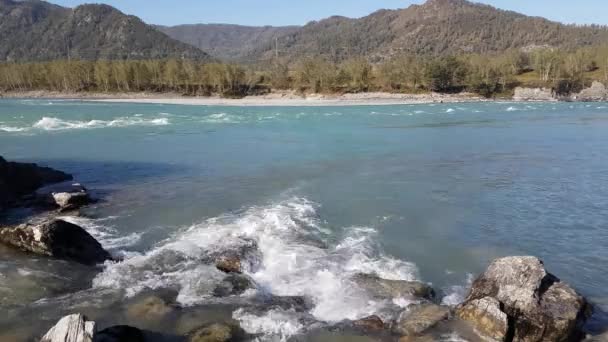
41 314 95 342
352 273 435 300
0 219 111 265
457 256 590 342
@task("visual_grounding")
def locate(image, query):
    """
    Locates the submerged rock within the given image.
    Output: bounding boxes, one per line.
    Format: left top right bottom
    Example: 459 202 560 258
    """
41 314 96 342
126 294 177 322
94 326 145 342
352 273 435 300
37 182 91 211
0 219 112 265
457 256 590 342
393 303 450 336
188 323 246 342
352 315 385 332
213 274 254 297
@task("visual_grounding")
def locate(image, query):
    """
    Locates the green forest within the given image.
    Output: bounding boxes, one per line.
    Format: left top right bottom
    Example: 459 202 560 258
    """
1 46 608 98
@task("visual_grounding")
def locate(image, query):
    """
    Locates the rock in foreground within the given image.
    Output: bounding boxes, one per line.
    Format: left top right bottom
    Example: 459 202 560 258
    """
41 314 95 342
0 219 111 265
457 256 591 342
352 273 435 300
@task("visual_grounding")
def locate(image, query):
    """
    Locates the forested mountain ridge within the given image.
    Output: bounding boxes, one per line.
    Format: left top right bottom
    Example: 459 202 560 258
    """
0 0 209 61
156 24 298 61
160 0 608 62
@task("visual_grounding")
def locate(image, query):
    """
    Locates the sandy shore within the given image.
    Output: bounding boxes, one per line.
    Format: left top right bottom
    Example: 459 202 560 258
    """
0 90 494 106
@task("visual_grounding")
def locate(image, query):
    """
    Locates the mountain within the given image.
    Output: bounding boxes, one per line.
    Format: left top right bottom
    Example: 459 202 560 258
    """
0 0 209 61
161 0 608 62
157 24 298 61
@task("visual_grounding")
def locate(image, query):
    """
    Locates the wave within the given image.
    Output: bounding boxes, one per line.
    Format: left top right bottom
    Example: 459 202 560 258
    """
59 216 141 252
1 116 169 133
506 106 518 112
92 197 420 339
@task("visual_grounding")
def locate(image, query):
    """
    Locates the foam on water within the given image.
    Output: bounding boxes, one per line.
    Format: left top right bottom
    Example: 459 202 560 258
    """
92 197 419 338
233 308 304 341
441 273 474 306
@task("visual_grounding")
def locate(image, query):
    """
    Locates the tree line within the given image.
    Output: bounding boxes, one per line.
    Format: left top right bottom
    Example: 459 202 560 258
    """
1 46 608 98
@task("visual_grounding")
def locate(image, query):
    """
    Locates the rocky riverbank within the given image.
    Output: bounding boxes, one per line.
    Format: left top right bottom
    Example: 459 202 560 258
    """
1 157 605 341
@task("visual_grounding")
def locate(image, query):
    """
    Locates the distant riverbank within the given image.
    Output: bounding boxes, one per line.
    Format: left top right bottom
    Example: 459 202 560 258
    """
1 90 497 106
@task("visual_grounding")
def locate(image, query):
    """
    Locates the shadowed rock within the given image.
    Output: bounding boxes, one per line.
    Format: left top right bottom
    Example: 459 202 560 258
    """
353 315 385 332
94 326 145 342
36 182 92 212
213 274 254 297
0 219 112 265
0 156 72 211
457 256 590 342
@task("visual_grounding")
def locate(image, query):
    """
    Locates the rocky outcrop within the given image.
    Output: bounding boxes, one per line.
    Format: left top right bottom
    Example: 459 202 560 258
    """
513 87 555 101
456 256 590 342
41 314 96 342
575 81 608 101
36 182 92 211
393 303 450 336
0 219 112 265
0 156 72 211
352 273 435 300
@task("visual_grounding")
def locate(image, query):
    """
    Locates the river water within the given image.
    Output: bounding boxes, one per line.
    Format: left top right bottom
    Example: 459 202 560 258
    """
1 99 607 340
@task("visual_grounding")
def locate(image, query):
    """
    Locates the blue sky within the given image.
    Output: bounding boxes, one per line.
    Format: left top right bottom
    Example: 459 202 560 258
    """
48 0 608 27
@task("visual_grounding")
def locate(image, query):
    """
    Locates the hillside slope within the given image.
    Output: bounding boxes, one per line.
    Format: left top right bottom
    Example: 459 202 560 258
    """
161 0 608 63
0 0 209 61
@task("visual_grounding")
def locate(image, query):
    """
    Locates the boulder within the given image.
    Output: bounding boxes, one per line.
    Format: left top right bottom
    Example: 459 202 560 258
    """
352 273 435 300
215 255 242 274
41 314 95 342
393 303 450 336
457 256 590 342
456 297 508 342
213 274 254 297
585 332 608 341
93 326 144 342
37 182 91 211
352 315 385 332
0 156 72 210
0 219 112 265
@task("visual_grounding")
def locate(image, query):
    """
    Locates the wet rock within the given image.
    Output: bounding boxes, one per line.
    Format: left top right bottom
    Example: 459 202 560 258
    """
216 255 242 274
126 291 178 322
0 156 72 210
353 315 385 332
265 295 313 312
393 303 450 336
456 297 508 342
352 273 435 300
93 326 144 342
41 314 95 342
0 219 112 265
457 256 590 342
188 323 246 342
213 274 254 297
37 182 91 211
398 336 436 342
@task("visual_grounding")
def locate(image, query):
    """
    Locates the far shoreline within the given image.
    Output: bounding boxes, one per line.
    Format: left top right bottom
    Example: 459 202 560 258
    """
0 90 519 107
